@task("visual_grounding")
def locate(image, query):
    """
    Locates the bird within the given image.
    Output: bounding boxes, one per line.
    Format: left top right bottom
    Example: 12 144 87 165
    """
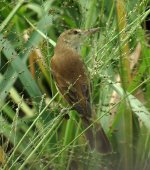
51 28 112 153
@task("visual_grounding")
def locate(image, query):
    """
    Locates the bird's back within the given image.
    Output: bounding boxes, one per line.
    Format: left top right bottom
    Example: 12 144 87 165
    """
51 47 92 118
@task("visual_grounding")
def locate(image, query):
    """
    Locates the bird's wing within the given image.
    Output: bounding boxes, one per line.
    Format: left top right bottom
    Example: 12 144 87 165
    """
51 69 92 118
51 70 78 104
51 54 92 118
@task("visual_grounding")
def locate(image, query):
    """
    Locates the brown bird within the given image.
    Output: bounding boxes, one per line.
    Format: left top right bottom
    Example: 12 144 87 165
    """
51 28 111 153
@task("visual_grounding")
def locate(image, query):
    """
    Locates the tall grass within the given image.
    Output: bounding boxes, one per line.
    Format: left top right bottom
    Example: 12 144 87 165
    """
0 0 150 169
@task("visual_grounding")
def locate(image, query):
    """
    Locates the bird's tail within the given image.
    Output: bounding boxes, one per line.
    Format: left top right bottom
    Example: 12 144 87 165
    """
82 117 112 153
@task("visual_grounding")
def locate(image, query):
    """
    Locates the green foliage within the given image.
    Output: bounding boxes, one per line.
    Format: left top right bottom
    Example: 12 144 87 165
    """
0 0 150 170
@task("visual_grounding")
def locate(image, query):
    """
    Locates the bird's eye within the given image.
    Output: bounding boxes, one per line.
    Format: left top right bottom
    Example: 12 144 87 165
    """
73 30 79 34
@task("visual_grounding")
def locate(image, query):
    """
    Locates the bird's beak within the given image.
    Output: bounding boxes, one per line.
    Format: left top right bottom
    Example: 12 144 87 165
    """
82 27 100 36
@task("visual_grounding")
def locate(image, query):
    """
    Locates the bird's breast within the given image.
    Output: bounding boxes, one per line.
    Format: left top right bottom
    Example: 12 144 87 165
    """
51 49 86 82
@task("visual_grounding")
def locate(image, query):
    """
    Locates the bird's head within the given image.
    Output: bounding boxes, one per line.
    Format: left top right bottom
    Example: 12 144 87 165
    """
56 28 99 51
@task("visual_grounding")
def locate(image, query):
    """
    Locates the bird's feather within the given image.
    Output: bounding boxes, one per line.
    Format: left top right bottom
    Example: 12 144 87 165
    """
51 33 112 153
51 52 92 119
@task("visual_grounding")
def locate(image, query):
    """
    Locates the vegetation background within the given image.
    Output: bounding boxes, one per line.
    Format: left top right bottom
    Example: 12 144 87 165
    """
0 0 150 169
